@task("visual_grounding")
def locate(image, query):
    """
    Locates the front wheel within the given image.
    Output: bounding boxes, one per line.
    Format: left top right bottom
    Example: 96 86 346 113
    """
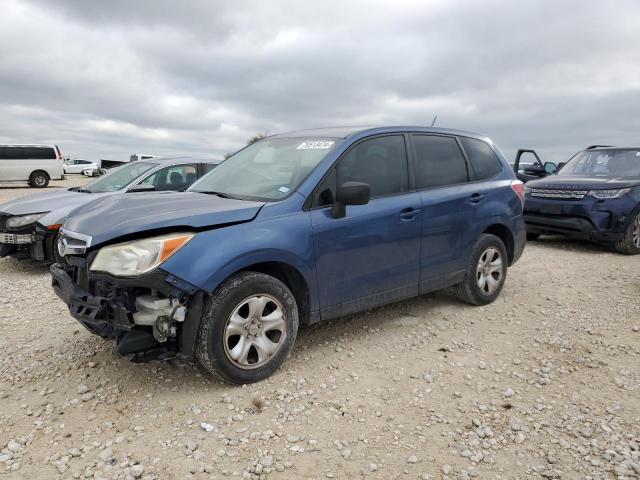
196 271 298 384
454 234 508 306
614 211 640 255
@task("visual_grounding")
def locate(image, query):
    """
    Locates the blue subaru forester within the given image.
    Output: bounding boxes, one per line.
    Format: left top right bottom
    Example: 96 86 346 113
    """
51 126 526 383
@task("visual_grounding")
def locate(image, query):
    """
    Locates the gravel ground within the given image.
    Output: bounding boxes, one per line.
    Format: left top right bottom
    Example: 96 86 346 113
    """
1 178 639 479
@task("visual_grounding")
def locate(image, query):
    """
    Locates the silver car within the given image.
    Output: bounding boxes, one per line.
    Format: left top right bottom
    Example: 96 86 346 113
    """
0 156 222 264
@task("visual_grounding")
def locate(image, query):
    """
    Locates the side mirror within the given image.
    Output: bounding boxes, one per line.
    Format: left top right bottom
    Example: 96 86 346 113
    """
331 182 370 219
543 162 557 174
127 184 156 193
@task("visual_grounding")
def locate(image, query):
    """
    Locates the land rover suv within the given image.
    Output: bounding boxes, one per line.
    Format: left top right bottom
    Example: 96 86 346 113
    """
50 126 526 384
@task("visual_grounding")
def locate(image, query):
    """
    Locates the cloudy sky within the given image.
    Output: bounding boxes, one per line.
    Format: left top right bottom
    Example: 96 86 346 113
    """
1 0 639 163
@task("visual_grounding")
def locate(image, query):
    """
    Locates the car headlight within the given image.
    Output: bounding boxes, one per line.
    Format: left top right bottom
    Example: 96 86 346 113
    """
90 233 195 276
6 213 47 229
588 188 631 199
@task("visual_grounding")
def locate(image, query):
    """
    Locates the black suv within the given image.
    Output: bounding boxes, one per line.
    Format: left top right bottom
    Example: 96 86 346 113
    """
524 146 640 254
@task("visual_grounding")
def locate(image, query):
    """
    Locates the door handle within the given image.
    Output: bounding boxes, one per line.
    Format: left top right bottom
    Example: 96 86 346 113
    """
399 208 420 221
469 193 485 204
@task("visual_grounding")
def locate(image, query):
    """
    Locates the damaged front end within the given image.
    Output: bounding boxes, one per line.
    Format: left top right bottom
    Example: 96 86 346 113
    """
51 254 205 363
0 213 58 262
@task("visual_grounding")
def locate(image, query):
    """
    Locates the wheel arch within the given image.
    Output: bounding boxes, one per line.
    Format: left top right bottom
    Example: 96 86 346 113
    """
482 222 515 266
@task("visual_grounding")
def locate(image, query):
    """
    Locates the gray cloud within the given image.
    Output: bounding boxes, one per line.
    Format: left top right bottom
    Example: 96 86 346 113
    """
0 0 638 163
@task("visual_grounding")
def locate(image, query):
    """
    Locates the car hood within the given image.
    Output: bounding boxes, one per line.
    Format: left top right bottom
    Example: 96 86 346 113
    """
527 175 640 190
63 191 266 247
0 189 112 226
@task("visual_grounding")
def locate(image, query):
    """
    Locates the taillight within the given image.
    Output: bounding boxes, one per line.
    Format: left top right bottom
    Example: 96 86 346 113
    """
55 145 62 160
511 180 525 207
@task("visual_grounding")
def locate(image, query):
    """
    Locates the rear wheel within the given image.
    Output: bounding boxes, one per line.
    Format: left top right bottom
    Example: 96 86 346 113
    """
29 171 49 188
196 271 298 384
526 233 540 241
455 234 508 306
614 211 640 255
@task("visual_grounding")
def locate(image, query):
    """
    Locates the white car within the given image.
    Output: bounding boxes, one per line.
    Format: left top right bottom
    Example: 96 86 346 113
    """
0 144 65 188
81 166 104 177
64 159 99 174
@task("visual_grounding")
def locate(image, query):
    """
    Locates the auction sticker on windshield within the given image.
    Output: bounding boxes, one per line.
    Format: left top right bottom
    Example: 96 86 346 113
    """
297 141 334 150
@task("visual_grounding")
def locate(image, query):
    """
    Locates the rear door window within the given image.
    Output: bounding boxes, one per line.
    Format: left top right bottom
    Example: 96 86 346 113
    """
412 135 469 188
139 164 198 191
459 137 503 180
1 147 26 159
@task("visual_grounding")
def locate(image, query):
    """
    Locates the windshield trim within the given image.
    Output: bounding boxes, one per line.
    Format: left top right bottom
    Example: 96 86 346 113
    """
187 137 342 202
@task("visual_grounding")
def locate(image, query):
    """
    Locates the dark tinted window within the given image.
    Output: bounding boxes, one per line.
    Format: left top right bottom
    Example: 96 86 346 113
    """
23 147 55 159
413 135 469 188
339 135 408 197
460 137 502 180
0 146 26 159
139 164 198 191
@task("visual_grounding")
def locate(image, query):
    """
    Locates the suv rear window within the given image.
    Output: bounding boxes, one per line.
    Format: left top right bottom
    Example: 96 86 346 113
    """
412 135 469 188
460 137 503 180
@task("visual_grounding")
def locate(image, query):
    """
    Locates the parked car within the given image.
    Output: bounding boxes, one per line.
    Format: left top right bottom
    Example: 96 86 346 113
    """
50 126 526 384
64 159 99 174
0 156 221 263
524 146 640 254
512 149 558 183
82 166 105 177
0 144 64 187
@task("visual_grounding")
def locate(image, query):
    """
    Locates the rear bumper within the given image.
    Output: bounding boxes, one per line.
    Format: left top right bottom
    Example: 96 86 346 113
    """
524 213 624 242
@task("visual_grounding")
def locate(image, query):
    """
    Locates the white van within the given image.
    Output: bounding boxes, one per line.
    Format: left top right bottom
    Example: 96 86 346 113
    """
0 144 65 188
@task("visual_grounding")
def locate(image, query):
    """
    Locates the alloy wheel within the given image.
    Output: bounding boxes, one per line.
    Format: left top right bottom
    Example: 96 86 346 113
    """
633 213 640 248
223 294 287 369
476 247 503 295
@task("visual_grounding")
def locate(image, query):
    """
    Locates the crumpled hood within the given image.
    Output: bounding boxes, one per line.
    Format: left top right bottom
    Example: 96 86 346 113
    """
0 189 111 226
63 191 265 247
528 175 640 190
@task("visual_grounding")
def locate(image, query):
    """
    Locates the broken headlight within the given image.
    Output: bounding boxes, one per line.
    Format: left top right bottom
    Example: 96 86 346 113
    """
90 233 195 276
6 213 47 229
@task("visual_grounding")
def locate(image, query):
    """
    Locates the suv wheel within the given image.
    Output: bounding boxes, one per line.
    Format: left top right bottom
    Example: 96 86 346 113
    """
455 234 508 306
614 211 640 255
29 171 49 188
196 271 298 384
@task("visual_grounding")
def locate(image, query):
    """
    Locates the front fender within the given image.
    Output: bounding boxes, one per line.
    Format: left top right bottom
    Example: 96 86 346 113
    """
160 211 319 312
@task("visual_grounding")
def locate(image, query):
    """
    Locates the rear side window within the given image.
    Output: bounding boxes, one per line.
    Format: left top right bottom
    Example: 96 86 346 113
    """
0 146 26 159
412 135 469 188
460 137 503 180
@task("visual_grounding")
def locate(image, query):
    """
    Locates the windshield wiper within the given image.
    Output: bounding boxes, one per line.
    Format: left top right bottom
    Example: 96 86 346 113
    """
195 190 238 199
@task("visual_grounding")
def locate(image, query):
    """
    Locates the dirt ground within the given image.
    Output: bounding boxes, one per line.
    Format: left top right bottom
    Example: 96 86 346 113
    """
1 178 638 480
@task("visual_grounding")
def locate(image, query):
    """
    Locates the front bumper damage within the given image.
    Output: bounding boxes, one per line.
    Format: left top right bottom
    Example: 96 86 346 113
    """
51 257 205 362
0 219 57 262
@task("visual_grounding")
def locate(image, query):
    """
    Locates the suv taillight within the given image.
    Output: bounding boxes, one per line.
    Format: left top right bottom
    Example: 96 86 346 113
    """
55 145 62 160
511 180 525 207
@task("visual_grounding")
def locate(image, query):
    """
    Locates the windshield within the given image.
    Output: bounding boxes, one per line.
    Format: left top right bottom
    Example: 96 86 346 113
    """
83 162 157 193
189 137 339 200
559 149 640 178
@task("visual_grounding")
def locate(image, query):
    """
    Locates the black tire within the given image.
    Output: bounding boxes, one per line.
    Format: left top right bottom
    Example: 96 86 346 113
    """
526 233 540 241
454 234 508 306
29 171 49 188
614 210 640 255
196 271 298 384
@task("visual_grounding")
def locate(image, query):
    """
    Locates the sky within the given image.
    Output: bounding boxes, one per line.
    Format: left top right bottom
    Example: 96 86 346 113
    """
0 0 638 163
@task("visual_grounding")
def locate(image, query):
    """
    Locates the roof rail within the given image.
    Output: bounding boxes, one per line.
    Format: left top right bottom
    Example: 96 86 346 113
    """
586 144 614 149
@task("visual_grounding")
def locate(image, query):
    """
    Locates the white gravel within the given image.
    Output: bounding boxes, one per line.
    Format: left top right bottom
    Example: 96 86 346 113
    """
1 179 639 479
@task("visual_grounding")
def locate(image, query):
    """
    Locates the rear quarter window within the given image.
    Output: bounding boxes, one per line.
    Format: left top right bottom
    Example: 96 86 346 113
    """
460 137 503 180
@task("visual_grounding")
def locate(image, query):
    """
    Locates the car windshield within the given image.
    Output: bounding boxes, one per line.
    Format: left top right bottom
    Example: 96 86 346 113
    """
189 137 339 201
559 149 640 178
82 162 157 193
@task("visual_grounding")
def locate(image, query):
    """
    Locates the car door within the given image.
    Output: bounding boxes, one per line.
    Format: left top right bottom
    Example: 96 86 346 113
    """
410 134 477 292
310 134 422 318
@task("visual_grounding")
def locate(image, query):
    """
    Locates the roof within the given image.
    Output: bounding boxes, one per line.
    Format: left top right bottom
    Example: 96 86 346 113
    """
587 146 640 151
0 144 57 147
272 125 489 140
